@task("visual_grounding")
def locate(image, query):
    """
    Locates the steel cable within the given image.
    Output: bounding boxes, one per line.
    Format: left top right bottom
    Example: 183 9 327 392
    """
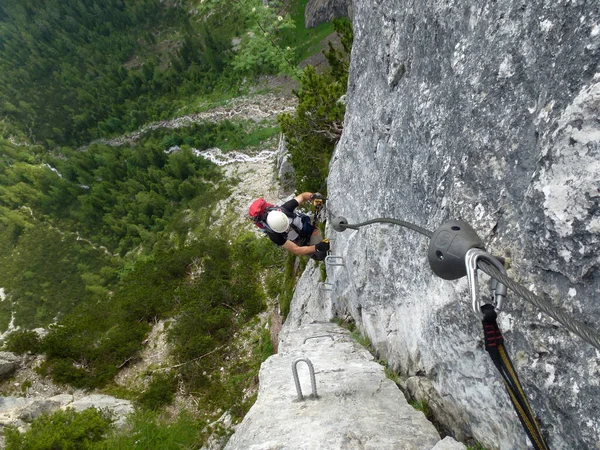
478 260 600 352
336 217 433 239
328 213 600 351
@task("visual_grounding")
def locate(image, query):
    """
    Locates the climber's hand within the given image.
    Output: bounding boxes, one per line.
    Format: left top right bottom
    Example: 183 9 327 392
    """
315 240 330 252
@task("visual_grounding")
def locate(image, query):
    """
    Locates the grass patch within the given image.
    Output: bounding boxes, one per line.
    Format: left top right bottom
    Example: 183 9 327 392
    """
350 330 372 349
255 326 275 362
409 399 431 418
466 443 489 450
378 359 400 385
331 316 355 332
234 124 280 151
282 0 336 63
143 120 280 154
4 408 113 450
136 372 178 411
319 261 327 282
174 90 247 117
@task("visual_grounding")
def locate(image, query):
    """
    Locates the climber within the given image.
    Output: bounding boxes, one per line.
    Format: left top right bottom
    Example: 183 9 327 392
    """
248 192 330 260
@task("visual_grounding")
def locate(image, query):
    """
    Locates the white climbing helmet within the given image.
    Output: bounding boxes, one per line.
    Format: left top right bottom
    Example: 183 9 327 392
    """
266 210 289 233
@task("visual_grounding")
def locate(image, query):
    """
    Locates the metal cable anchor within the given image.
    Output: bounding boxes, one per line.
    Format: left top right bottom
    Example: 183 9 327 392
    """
303 334 334 344
319 282 333 291
325 255 345 267
465 248 508 318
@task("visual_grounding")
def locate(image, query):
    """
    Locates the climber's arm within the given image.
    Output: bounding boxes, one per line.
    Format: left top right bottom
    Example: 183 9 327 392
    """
282 240 316 256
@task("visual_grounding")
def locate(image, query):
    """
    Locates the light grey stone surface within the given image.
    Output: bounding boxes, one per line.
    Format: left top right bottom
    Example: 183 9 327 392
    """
0 393 133 430
67 394 133 415
276 135 296 198
0 396 31 414
305 0 352 29
18 399 61 422
326 1 600 449
68 394 134 427
0 352 21 379
225 266 443 449
431 437 467 450
48 394 74 405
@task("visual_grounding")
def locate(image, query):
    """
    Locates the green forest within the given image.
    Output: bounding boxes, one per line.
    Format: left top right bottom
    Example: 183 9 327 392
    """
0 0 350 447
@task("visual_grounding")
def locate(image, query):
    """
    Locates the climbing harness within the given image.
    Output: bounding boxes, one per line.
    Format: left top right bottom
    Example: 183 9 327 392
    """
330 213 600 449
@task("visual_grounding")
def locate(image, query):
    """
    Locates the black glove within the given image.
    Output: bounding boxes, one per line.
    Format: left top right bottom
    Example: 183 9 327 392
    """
315 240 330 252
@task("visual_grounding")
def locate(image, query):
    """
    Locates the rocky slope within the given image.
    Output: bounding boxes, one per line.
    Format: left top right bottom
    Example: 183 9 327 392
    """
305 0 353 29
98 92 297 148
0 82 297 448
0 351 134 448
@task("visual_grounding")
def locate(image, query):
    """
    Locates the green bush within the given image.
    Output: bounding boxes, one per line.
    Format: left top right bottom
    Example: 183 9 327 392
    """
40 305 150 389
90 410 205 450
3 330 42 355
137 372 178 411
4 408 112 450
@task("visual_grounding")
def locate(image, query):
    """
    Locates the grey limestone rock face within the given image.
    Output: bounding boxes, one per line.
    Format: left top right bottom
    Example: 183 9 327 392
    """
431 437 467 450
405 376 468 441
0 352 21 379
276 135 296 198
18 398 61 422
305 0 353 29
282 260 336 330
68 394 134 427
326 1 600 449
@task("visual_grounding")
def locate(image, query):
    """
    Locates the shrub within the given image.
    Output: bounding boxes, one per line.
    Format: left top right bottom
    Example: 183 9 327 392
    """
3 330 42 355
4 408 112 450
137 372 178 411
92 410 205 449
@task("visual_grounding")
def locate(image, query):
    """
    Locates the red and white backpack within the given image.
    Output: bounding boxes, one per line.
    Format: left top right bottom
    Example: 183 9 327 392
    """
248 198 278 233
